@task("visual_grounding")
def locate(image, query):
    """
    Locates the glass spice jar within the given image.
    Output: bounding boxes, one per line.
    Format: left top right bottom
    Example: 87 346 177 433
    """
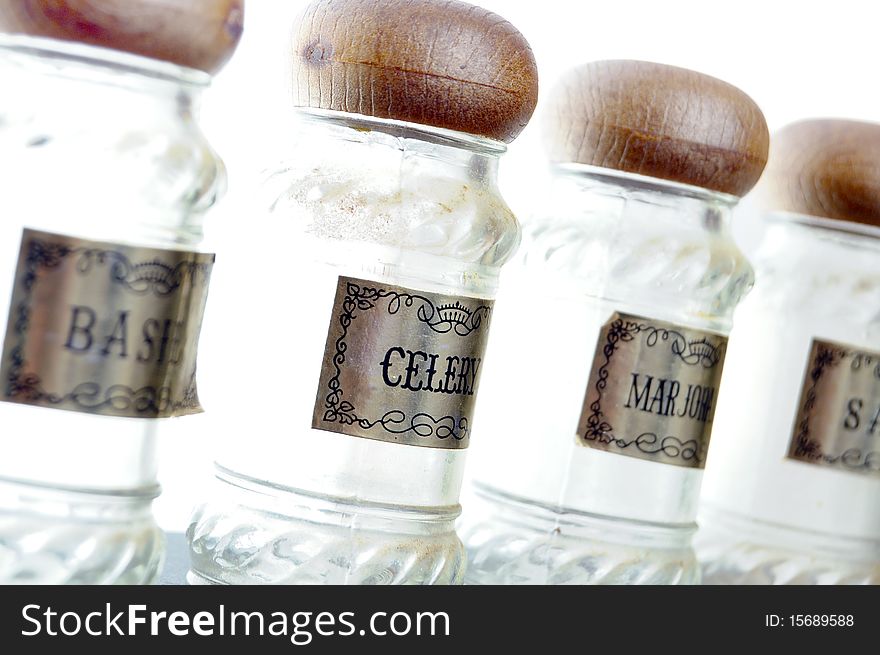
187 0 538 585
0 1 243 584
699 119 880 584
461 60 769 585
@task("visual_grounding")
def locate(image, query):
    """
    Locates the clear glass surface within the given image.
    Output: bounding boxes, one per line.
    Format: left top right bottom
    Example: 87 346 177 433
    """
462 166 753 584
0 36 224 584
188 111 519 585
699 212 880 584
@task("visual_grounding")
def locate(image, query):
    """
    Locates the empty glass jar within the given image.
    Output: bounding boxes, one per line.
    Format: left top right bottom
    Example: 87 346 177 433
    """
699 119 880 584
462 60 769 584
0 0 242 584
187 0 538 585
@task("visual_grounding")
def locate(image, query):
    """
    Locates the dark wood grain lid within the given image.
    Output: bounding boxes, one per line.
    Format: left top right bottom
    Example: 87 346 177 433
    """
0 1 244 74
760 119 880 227
291 0 539 143
543 60 769 197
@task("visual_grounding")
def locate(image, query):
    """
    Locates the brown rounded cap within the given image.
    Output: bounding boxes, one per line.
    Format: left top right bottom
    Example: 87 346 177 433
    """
0 1 244 74
291 0 539 143
543 60 770 197
760 119 880 227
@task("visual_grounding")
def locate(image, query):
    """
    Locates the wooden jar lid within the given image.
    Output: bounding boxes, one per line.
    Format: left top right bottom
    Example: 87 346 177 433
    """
291 0 539 143
760 119 880 227
543 60 769 197
0 1 244 74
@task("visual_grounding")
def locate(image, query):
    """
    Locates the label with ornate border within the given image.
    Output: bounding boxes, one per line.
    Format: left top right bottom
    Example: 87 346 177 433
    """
0 228 214 418
576 312 727 469
312 276 493 449
789 338 880 476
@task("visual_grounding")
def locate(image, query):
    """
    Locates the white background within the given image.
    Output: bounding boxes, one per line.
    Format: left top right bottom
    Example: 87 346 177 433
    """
155 0 880 531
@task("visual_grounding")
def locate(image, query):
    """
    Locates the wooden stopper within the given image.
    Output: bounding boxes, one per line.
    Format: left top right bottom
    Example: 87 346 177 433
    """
291 0 539 143
543 60 769 197
0 1 244 74
760 119 880 227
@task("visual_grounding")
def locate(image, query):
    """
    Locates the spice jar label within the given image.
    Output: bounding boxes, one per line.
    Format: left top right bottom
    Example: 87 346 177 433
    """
0 228 214 418
577 312 727 469
789 339 880 477
312 276 494 449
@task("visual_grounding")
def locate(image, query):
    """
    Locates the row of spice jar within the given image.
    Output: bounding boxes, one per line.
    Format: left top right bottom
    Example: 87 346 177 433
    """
0 0 877 585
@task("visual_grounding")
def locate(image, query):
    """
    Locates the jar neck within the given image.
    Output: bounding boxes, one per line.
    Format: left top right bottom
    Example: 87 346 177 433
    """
292 108 505 189
763 211 880 254
0 35 209 119
546 164 738 234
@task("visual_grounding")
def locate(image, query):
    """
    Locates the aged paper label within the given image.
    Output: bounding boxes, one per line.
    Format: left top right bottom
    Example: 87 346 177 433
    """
577 312 727 468
1 229 213 418
789 338 880 477
313 276 493 449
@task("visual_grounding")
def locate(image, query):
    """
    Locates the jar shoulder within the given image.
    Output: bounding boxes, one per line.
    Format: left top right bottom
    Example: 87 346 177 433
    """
2 116 223 205
263 153 521 268
744 241 880 322
512 212 754 321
